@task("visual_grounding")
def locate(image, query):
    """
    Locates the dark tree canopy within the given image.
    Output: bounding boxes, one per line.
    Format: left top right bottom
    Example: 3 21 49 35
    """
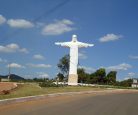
89 73 99 84
95 68 106 83
77 68 86 83
106 71 117 85
57 54 70 77
115 79 133 87
57 72 64 82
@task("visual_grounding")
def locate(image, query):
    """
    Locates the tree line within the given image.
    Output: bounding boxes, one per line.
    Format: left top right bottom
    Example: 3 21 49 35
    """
57 54 116 85
57 54 133 87
17 54 133 87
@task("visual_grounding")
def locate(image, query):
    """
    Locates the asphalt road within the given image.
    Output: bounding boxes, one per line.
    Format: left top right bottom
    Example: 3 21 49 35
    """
0 92 138 115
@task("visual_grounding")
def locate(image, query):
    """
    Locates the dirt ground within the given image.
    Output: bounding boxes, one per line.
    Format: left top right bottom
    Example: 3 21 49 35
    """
0 82 17 91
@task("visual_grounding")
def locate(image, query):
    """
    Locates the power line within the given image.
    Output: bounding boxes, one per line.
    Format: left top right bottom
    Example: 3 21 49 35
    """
0 0 71 43
33 0 70 22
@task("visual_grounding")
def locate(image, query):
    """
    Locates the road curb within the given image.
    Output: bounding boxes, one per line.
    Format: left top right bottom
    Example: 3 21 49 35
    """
0 89 138 105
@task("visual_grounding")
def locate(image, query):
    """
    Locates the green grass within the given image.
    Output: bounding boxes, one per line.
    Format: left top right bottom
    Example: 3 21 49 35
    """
1 83 137 100
0 83 104 100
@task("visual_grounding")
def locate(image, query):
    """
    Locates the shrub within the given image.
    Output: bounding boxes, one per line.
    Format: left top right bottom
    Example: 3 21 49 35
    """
39 81 58 87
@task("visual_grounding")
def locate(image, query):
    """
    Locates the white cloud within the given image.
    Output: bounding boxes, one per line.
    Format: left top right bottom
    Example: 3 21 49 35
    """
78 51 87 59
36 72 49 78
27 63 51 68
78 66 96 73
19 48 29 53
7 63 25 68
106 63 132 71
78 63 132 74
124 77 131 80
124 72 136 80
128 72 135 77
99 33 122 42
0 14 6 24
33 54 45 60
23 74 34 79
0 43 29 53
24 72 49 79
7 19 34 28
42 19 75 35
0 58 7 63
129 55 138 59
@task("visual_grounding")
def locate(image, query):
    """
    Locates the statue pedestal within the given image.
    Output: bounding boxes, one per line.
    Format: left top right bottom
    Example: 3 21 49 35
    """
68 74 78 85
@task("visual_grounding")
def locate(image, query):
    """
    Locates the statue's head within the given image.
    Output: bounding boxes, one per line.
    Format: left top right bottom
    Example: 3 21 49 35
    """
72 34 77 42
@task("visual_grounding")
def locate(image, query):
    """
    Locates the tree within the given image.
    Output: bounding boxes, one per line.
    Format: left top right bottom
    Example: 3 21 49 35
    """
95 68 106 84
106 71 117 85
57 72 64 82
33 78 49 82
57 54 70 78
89 73 99 84
77 68 87 83
115 79 132 87
85 73 91 84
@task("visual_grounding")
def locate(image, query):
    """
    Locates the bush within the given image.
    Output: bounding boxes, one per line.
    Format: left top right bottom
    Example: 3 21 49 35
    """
39 81 58 87
115 79 133 87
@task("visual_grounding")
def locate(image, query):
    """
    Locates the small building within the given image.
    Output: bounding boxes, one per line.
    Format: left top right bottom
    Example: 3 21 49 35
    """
132 78 138 88
0 78 9 82
0 76 10 82
1 78 9 82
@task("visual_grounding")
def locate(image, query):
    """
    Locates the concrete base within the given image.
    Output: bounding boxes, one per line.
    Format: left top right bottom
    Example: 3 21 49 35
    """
68 74 78 86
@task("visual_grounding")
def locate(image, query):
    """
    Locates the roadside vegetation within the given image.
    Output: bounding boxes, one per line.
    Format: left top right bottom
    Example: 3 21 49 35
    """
0 83 105 100
56 54 134 87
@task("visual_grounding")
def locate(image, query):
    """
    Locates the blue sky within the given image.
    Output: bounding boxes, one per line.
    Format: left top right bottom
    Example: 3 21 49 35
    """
0 0 138 80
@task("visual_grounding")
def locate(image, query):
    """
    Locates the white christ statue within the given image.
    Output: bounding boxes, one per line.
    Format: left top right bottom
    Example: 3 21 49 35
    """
55 35 94 85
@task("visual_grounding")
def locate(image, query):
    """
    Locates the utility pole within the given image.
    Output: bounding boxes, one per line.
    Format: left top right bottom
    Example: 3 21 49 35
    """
8 63 11 81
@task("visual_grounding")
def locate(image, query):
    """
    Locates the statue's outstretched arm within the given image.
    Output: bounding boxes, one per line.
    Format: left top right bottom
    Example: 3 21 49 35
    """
77 42 94 48
55 42 71 47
